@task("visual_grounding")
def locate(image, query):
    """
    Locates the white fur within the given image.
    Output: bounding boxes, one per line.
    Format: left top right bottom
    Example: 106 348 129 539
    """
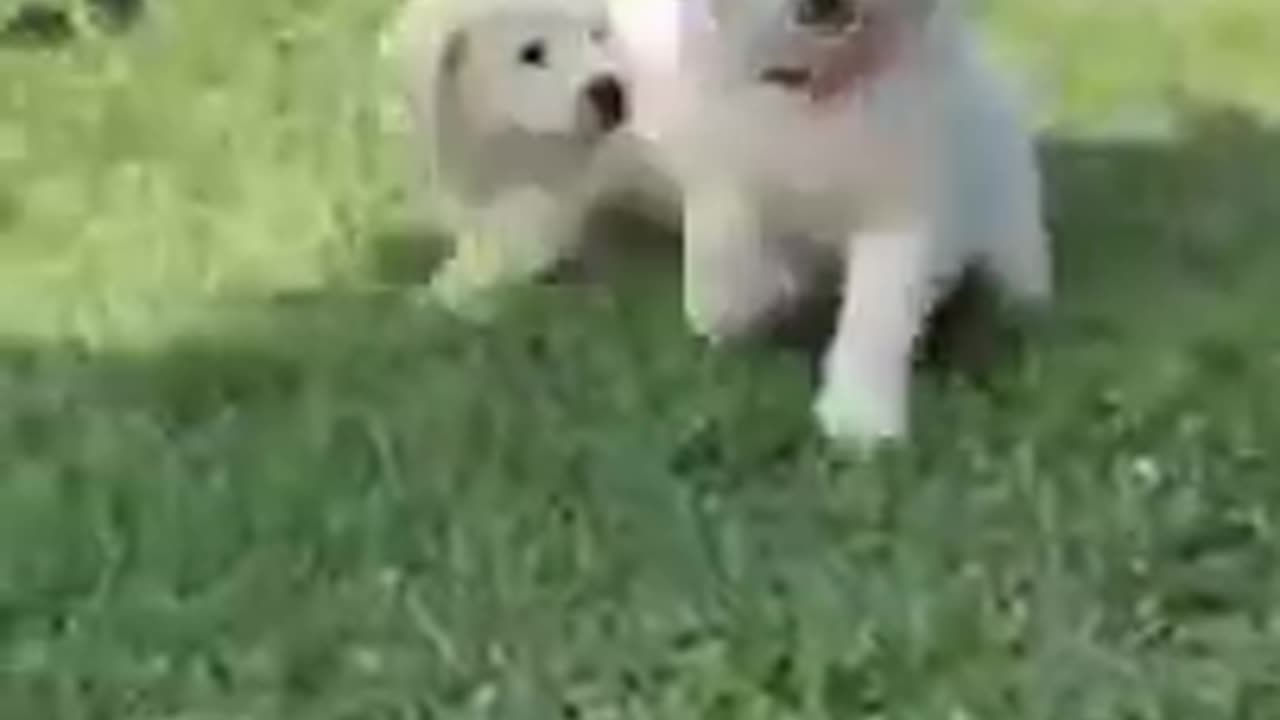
389 0 685 314
672 0 1054 445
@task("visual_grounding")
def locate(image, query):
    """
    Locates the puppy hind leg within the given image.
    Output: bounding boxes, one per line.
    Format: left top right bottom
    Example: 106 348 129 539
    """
983 211 1053 308
978 142 1054 307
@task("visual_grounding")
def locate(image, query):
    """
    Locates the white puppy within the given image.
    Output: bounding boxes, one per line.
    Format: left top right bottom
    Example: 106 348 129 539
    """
674 0 1053 444
389 0 683 313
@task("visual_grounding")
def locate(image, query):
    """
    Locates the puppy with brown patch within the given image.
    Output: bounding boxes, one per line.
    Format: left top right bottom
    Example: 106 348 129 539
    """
671 0 1053 445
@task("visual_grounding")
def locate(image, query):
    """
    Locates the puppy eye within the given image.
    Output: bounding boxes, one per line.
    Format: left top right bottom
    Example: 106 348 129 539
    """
518 40 547 67
795 0 861 29
590 25 609 43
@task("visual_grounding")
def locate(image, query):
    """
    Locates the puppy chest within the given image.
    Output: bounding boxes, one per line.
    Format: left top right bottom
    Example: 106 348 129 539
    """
711 98 894 186
754 188 858 252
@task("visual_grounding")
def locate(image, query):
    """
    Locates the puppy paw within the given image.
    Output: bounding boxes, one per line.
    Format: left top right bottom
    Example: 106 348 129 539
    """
813 378 907 447
686 297 772 344
423 278 499 323
423 240 510 321
685 264 803 344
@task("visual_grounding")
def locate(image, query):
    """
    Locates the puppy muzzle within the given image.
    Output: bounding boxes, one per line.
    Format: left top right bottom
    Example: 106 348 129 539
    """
759 66 813 90
581 74 628 134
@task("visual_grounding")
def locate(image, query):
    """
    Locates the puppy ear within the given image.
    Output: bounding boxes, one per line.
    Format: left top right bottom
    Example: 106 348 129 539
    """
441 28 469 76
390 0 481 198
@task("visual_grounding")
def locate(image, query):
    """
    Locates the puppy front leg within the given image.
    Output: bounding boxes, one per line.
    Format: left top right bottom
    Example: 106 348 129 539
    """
816 225 933 444
431 187 573 313
683 180 800 342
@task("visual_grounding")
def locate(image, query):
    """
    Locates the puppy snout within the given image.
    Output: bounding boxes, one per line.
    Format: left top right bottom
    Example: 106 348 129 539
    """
585 75 627 132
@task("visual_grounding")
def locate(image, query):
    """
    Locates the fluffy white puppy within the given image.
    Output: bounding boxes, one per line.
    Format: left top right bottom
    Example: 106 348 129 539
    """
389 0 684 313
674 0 1053 444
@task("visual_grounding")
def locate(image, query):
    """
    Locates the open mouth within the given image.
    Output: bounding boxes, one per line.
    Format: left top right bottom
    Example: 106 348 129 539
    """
759 66 814 89
584 75 628 132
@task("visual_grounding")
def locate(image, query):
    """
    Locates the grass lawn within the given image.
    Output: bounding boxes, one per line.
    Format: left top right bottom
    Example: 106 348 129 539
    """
1 0 1279 717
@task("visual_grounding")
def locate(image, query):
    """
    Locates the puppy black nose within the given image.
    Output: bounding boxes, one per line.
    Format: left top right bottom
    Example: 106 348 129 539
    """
585 75 627 131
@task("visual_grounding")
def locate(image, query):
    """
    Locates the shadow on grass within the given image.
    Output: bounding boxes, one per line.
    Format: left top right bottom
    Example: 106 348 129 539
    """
1044 106 1280 334
362 103 1280 384
2 105 1276 469
0 104 1278 717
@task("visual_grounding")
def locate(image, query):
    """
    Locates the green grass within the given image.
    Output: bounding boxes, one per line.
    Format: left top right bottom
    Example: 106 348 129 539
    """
2 1 1280 717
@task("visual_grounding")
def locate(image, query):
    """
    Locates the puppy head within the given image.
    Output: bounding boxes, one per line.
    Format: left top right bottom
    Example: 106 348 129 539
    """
720 0 936 96
443 9 629 138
